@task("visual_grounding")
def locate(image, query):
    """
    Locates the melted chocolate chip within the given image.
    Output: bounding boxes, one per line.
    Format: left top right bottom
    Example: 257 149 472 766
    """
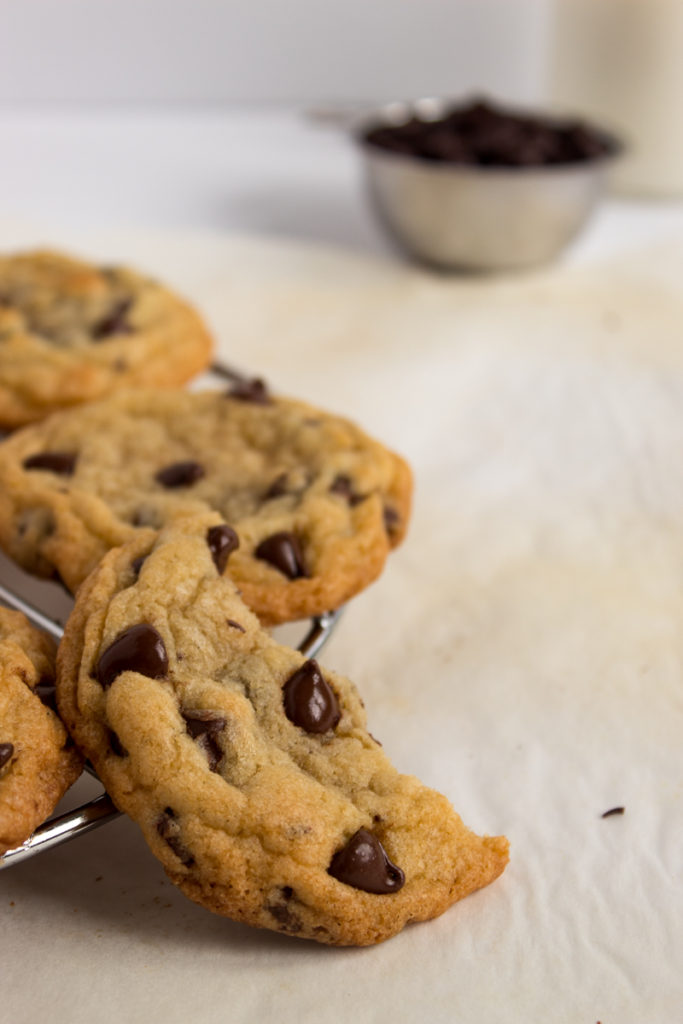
155 461 205 489
156 808 194 866
283 659 340 733
255 532 307 579
92 298 134 340
95 624 168 689
226 377 271 404
206 524 239 574
182 709 226 772
0 742 14 770
23 451 77 476
328 829 405 894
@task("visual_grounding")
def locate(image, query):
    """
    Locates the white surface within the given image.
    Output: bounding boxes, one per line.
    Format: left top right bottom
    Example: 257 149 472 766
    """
0 0 550 103
1 221 682 1023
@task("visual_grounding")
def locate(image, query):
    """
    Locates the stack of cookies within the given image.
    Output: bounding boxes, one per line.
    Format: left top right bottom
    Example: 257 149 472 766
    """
0 249 508 945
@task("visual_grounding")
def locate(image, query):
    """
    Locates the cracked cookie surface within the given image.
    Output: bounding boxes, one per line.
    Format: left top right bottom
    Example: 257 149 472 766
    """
56 514 508 946
0 607 83 855
0 249 212 427
0 388 412 623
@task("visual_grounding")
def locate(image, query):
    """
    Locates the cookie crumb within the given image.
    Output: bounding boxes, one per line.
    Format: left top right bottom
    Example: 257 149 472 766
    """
601 806 625 818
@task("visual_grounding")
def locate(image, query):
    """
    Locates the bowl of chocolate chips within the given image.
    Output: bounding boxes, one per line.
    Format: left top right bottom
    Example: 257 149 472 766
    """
356 96 621 272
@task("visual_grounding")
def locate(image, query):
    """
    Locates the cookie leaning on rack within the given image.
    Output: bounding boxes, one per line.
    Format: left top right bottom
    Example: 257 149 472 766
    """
0 387 412 624
55 513 509 946
0 249 213 428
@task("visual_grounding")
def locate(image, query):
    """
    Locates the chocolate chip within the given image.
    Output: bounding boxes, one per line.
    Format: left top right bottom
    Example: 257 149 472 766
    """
155 461 205 489
182 709 226 772
0 742 14 770
383 506 400 538
255 532 307 579
92 298 133 340
330 474 365 506
226 377 271 404
23 451 77 476
206 524 239 573
226 619 245 632
95 624 168 689
266 901 302 933
328 829 404 894
264 473 289 500
156 808 194 866
283 659 340 733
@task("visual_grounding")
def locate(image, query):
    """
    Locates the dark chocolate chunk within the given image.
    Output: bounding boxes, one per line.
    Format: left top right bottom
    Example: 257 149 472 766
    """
92 298 133 340
283 659 340 733
255 532 307 579
95 624 168 689
156 808 194 866
601 806 625 818
182 709 226 772
23 451 77 476
155 460 205 489
226 377 271 404
328 828 404 894
0 742 14 770
206 524 239 573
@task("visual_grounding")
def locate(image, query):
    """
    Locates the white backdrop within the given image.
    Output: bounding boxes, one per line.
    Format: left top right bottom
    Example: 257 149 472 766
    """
0 0 551 104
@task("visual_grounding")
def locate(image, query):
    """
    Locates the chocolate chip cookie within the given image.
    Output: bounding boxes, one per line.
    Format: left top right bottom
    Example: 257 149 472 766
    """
0 249 213 428
56 514 508 945
0 387 412 624
0 607 82 855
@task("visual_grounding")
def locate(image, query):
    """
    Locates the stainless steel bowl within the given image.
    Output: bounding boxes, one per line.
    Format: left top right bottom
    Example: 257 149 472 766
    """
355 99 622 272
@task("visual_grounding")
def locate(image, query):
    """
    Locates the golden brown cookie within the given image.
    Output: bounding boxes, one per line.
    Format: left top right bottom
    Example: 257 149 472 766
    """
0 249 212 427
56 514 508 945
0 388 412 623
0 607 82 855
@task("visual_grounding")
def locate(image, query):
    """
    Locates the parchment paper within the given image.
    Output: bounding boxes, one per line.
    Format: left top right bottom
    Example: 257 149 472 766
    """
1 222 681 1023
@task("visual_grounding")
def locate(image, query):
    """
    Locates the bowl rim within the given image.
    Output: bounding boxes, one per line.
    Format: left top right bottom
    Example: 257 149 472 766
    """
352 95 625 176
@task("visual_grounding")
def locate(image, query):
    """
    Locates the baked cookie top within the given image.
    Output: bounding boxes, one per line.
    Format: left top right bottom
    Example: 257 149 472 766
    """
0 606 83 855
0 388 412 624
0 249 213 427
56 514 508 946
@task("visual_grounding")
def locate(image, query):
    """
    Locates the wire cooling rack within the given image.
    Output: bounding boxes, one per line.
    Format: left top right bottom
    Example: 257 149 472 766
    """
0 360 344 868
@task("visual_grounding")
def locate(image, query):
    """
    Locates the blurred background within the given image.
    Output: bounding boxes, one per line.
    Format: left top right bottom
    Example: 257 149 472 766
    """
1 0 681 253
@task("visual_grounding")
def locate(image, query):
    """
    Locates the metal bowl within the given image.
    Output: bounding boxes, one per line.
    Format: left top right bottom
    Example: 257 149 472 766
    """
354 99 622 272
